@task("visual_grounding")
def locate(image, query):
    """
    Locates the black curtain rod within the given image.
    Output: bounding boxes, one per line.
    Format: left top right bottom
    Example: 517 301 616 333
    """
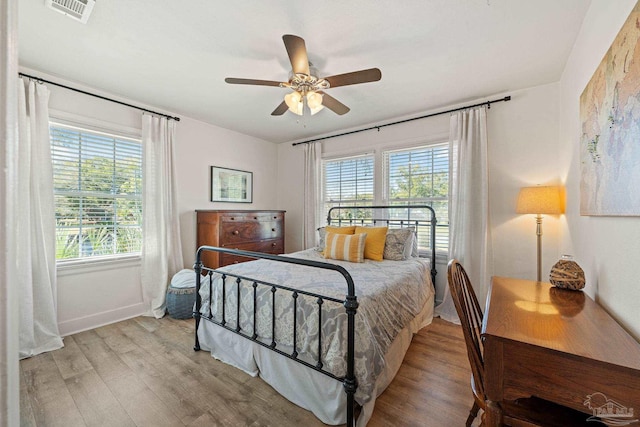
18 72 180 122
291 95 511 146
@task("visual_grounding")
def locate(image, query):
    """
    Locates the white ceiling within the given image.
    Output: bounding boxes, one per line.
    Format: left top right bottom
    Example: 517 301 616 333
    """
18 0 591 144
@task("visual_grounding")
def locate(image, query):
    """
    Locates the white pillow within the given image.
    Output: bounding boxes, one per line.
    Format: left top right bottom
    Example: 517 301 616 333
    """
170 269 196 289
411 230 418 257
316 227 326 251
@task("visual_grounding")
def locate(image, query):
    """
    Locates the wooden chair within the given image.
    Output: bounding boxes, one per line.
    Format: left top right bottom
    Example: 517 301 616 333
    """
447 259 605 427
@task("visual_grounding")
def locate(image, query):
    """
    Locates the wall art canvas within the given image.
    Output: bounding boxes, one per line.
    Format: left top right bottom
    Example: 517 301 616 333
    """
580 1 640 216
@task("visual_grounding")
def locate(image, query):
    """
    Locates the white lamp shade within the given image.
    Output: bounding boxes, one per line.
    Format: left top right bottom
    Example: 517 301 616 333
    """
307 91 324 115
516 186 565 214
284 91 303 115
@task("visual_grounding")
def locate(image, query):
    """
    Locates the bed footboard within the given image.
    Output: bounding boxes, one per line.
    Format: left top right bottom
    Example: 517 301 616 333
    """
193 246 359 426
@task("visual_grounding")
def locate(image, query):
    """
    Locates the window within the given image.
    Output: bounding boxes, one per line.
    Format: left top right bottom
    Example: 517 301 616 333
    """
320 143 450 257
384 143 449 254
50 123 142 261
322 154 374 221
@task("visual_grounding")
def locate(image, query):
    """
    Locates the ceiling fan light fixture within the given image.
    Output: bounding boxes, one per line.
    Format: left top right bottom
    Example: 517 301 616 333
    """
284 91 303 115
307 91 324 113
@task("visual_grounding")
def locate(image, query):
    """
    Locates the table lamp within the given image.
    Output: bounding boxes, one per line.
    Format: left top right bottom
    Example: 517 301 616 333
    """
516 185 564 281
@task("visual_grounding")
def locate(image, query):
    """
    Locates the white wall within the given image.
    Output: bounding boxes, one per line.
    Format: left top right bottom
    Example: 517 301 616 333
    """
559 0 640 339
28 69 278 335
488 83 564 281
276 140 305 251
56 260 144 335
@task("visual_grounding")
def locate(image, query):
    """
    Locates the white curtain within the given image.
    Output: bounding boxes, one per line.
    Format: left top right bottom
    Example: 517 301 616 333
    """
435 107 492 323
141 115 183 318
16 78 64 357
303 142 322 249
1 0 20 423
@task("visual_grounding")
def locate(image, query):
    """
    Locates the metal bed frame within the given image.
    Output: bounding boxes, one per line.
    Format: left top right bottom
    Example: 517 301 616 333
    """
193 205 437 426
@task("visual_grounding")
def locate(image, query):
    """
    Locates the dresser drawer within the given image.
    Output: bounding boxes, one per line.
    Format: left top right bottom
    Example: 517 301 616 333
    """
219 240 284 266
220 220 283 244
221 212 284 223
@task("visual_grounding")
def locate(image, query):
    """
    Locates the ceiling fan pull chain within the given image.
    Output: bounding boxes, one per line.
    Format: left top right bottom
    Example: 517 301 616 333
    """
301 96 308 128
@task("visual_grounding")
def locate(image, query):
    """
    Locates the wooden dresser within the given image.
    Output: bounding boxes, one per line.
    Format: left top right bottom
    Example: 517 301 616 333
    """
196 210 285 268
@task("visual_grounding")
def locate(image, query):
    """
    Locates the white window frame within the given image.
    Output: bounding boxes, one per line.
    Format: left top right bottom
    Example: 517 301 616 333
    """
50 116 143 267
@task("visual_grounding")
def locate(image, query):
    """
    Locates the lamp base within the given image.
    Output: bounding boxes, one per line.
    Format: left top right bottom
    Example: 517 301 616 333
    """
536 214 543 282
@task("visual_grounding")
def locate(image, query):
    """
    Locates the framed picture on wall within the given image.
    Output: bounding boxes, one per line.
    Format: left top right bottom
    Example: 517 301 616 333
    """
210 166 253 203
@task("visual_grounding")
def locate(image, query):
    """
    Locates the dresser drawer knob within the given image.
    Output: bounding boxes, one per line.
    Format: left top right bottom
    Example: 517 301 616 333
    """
272 228 276 232
272 242 277 247
232 230 239 235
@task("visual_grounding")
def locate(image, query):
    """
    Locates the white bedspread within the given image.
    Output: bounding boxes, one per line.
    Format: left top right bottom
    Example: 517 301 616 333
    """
198 249 434 423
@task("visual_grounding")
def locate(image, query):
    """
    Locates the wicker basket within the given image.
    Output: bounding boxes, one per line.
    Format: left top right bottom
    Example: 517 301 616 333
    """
166 286 196 319
549 255 585 290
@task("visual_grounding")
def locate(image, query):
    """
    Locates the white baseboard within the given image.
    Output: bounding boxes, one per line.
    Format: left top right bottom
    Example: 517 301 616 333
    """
58 302 146 336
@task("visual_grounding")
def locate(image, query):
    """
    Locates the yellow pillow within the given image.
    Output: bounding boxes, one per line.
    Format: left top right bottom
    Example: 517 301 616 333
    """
355 226 388 261
325 225 356 235
324 232 367 263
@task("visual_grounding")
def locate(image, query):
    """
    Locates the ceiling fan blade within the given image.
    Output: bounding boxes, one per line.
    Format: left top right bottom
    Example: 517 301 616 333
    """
225 78 282 87
319 92 350 115
271 100 288 116
283 35 310 75
324 68 382 88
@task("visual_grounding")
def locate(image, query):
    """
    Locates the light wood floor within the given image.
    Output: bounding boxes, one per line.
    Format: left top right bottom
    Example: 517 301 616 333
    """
20 316 481 427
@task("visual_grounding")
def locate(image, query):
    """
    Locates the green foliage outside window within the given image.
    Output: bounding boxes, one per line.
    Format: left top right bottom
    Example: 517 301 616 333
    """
51 124 142 261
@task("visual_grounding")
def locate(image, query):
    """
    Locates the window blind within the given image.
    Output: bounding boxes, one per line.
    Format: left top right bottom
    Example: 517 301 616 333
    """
384 143 449 254
50 123 142 261
323 154 374 221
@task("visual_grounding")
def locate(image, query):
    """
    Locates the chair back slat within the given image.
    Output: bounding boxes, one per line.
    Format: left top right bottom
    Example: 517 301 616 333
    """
447 259 485 402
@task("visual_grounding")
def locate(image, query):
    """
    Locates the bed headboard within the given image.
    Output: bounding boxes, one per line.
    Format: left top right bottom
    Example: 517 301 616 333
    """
326 204 437 284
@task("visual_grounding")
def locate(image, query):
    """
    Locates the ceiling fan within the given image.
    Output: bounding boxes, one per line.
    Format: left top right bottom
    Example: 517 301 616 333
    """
225 34 382 117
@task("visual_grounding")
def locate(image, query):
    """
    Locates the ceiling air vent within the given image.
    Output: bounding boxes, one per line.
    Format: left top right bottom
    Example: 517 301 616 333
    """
46 0 95 24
